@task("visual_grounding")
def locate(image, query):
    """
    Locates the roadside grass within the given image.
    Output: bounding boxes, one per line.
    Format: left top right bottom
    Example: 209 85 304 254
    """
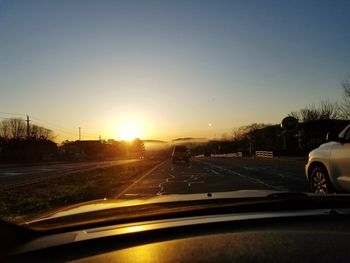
0 160 161 223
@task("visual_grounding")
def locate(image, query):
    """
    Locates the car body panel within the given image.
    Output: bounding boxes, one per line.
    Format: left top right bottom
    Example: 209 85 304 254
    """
305 124 350 192
15 208 344 256
330 142 350 191
26 190 278 224
305 142 334 183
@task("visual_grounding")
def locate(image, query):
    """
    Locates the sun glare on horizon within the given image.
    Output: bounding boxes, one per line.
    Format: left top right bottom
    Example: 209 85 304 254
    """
118 122 141 141
106 113 155 141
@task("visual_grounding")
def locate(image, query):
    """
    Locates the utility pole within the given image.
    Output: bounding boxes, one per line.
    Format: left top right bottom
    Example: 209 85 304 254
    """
298 131 302 149
26 115 30 140
79 127 81 141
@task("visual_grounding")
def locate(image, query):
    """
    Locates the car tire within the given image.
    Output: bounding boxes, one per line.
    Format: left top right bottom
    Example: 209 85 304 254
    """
310 166 333 194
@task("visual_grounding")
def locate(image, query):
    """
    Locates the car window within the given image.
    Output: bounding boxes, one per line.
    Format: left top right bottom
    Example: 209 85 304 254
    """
0 1 349 225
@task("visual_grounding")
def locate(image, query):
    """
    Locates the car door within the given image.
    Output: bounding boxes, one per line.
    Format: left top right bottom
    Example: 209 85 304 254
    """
330 126 350 191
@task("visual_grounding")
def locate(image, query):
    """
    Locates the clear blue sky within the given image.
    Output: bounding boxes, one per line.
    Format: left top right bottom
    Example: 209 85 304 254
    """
0 0 349 141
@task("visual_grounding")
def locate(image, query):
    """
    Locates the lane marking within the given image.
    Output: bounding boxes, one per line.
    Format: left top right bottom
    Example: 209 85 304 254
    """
115 159 168 199
211 169 220 175
244 166 304 182
198 159 284 191
158 171 204 195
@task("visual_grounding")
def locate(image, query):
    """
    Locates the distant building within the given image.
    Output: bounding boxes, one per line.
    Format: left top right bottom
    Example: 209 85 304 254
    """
62 140 104 160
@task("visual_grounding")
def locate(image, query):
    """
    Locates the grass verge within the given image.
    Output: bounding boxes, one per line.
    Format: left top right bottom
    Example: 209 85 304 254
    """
0 159 161 223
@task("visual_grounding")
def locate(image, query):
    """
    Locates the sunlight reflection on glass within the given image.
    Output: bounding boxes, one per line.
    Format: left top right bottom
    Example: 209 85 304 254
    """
125 225 148 233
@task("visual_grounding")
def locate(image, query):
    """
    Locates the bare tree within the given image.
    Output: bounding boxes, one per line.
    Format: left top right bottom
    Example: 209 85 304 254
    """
0 120 10 139
232 127 245 142
319 99 339 120
288 111 301 121
30 124 55 140
0 118 55 140
300 105 320 123
292 99 339 123
3 118 26 139
339 76 350 119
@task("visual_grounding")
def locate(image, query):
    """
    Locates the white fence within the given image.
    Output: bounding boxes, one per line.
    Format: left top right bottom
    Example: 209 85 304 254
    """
255 151 273 159
211 152 243 158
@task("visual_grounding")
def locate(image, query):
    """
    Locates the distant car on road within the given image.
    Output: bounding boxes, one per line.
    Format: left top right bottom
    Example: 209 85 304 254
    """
172 146 190 164
305 124 350 193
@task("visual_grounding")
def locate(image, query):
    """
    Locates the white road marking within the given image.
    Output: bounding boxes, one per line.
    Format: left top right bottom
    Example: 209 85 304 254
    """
199 160 284 191
211 169 220 175
115 160 167 198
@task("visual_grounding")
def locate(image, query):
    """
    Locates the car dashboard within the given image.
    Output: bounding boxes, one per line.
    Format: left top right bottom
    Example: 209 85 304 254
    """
5 208 350 262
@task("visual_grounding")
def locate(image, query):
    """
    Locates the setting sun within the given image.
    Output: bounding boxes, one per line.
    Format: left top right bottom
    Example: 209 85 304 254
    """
118 122 141 141
104 113 153 141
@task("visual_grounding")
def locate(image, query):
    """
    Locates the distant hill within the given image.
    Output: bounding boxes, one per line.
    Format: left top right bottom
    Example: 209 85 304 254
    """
143 140 169 151
172 137 207 142
142 140 167 143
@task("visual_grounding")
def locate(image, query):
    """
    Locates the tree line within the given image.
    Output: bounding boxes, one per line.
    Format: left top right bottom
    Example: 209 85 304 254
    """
0 118 146 163
61 139 145 161
1 76 350 161
0 118 54 140
192 76 350 156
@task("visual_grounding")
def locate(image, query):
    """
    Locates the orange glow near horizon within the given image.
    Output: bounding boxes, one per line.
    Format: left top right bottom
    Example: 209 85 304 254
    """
104 113 153 141
118 122 141 141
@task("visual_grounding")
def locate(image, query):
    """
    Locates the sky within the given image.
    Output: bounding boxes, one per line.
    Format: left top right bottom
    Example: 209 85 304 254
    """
0 0 349 141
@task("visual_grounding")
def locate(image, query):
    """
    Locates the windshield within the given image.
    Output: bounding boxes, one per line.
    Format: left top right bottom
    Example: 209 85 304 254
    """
0 0 349 224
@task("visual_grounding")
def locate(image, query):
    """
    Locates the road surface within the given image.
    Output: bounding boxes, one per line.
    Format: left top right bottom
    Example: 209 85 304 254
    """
0 159 141 188
118 157 309 198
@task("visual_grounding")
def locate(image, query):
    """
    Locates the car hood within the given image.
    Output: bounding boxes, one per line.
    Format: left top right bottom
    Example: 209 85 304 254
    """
317 141 339 149
27 190 278 223
309 141 338 157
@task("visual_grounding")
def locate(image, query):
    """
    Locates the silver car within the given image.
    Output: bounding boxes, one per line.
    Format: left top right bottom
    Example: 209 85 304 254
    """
305 124 350 193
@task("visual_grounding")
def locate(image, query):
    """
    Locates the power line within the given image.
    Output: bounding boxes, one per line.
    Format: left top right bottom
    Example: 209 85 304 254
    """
31 116 100 136
0 111 26 116
1 113 101 140
30 120 76 135
30 117 77 133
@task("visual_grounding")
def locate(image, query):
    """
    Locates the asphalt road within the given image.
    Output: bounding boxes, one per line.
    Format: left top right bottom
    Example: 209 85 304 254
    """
0 159 141 188
118 157 310 198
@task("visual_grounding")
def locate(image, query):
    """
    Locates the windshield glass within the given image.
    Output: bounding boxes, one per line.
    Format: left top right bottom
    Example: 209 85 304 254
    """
0 0 349 224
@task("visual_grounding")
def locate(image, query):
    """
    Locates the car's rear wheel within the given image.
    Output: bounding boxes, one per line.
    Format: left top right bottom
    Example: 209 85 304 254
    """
310 166 333 194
